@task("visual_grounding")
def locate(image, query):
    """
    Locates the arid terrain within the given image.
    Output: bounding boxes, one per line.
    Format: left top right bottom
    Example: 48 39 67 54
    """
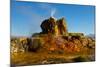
11 17 95 66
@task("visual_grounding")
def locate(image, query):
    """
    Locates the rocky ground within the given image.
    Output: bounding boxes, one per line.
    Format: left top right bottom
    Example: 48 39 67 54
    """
11 34 95 66
11 49 95 66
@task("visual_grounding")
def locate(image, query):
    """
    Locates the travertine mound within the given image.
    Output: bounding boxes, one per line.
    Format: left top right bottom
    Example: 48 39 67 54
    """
11 17 95 53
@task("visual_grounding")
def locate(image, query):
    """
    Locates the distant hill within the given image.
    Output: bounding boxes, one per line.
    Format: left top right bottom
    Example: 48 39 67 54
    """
86 34 95 40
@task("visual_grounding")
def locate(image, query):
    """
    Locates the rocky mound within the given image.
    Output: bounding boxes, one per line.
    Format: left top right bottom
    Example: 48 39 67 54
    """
11 17 95 53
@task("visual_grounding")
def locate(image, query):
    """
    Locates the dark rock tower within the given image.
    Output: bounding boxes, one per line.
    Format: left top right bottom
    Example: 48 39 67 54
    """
40 17 56 34
40 17 68 36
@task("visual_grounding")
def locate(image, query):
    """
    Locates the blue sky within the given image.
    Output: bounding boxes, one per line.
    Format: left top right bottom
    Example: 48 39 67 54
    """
11 1 95 37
